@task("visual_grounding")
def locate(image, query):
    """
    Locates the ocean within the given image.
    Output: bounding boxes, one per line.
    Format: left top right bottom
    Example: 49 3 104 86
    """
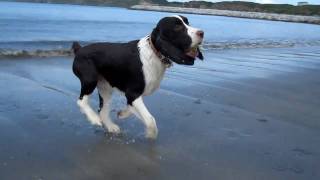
1 1 320 58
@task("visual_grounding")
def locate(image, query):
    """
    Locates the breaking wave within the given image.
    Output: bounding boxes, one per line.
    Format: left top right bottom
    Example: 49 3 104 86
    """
202 39 320 50
0 49 73 58
0 40 85 58
1 39 320 58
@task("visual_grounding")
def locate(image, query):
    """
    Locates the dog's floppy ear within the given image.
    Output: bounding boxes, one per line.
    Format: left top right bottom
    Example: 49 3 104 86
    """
151 22 195 65
197 47 204 60
155 35 195 65
151 27 195 65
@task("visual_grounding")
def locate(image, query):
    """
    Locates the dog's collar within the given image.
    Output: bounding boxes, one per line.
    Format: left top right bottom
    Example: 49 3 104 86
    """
147 36 172 68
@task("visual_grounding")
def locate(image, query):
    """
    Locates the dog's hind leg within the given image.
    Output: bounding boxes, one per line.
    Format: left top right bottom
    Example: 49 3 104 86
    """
74 59 102 126
77 87 102 126
77 95 102 126
97 78 120 134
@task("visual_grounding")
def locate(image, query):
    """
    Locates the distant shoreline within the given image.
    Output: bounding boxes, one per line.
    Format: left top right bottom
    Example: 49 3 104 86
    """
131 5 320 25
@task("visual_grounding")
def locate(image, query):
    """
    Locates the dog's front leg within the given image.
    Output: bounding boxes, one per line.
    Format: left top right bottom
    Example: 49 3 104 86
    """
131 97 158 139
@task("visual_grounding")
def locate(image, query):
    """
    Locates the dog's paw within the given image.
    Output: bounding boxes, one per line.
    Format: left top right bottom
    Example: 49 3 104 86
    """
91 120 103 127
117 108 132 120
145 126 158 140
88 115 103 127
105 123 121 134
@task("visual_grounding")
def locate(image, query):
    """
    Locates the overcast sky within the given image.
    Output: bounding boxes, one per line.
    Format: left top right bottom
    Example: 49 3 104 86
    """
167 0 320 5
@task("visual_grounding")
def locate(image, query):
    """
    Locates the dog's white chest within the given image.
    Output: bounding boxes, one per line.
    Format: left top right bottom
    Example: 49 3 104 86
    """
138 37 167 96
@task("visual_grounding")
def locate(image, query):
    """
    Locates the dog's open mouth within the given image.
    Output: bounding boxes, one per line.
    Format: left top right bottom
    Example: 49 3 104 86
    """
185 47 198 58
185 43 202 59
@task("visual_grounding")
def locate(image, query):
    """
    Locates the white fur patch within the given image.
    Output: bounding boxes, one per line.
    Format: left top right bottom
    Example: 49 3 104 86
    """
138 36 167 96
132 97 158 139
77 95 102 126
97 78 120 134
173 15 202 48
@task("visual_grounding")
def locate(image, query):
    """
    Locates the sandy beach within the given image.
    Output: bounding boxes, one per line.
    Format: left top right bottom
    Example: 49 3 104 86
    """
0 46 320 179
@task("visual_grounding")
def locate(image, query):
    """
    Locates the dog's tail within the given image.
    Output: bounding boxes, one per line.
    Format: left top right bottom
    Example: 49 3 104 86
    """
71 41 81 54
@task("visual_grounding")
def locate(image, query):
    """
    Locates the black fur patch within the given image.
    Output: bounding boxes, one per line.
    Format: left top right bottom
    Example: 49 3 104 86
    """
178 15 190 25
72 40 145 105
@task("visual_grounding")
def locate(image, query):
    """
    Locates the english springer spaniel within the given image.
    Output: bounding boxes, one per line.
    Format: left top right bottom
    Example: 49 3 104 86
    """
72 15 204 139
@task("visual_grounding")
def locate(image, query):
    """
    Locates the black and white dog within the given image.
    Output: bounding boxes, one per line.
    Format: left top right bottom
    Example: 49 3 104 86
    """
72 15 204 139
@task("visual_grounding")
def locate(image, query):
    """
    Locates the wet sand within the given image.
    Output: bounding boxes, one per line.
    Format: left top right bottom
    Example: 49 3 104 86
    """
0 46 320 180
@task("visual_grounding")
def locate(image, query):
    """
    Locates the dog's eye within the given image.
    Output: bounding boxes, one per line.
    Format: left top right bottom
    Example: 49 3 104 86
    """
174 25 184 31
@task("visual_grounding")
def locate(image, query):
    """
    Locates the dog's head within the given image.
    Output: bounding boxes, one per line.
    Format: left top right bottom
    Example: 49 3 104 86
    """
151 15 204 65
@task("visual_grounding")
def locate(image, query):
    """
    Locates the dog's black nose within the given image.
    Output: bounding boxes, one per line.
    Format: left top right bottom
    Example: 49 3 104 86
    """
196 30 204 38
